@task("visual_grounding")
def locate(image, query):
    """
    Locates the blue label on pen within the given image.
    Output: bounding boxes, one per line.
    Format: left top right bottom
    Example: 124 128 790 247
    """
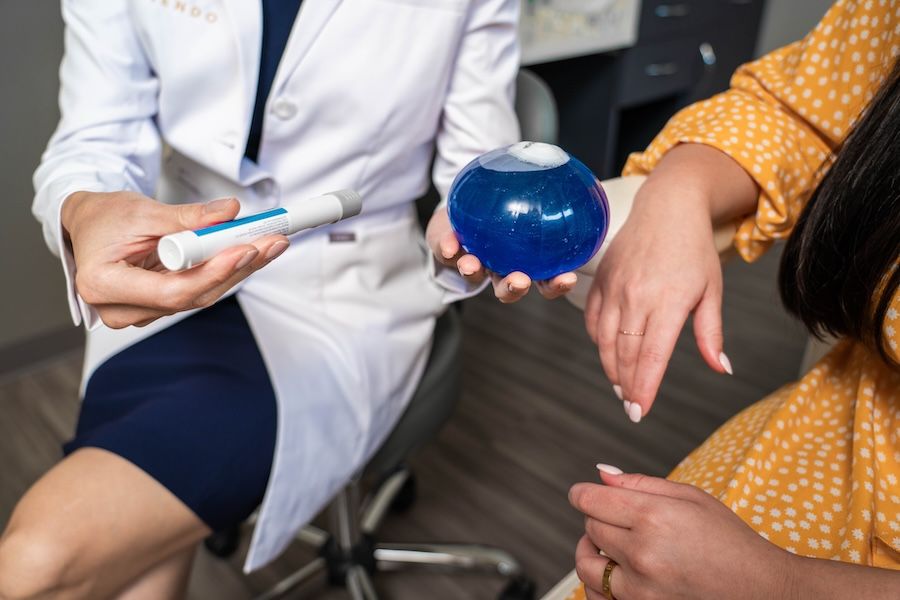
195 207 287 236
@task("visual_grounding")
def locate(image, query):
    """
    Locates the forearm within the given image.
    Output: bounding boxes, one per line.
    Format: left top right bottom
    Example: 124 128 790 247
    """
783 553 900 599
635 143 759 227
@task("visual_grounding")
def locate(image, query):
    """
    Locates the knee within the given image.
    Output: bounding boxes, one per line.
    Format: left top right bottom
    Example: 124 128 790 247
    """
0 528 76 600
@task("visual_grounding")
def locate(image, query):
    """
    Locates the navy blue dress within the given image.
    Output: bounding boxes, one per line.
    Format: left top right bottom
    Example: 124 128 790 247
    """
64 0 303 531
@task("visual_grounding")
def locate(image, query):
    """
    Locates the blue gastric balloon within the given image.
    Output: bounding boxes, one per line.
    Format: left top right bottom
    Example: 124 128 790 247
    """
447 142 609 281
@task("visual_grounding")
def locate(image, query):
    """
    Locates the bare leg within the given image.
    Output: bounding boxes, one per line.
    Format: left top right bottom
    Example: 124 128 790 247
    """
0 448 211 600
114 546 197 600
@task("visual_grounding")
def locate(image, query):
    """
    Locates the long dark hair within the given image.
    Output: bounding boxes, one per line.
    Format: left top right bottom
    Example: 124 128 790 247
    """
779 58 900 368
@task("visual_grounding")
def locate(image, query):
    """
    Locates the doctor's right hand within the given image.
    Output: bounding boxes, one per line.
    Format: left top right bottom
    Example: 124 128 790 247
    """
61 191 290 329
426 206 577 303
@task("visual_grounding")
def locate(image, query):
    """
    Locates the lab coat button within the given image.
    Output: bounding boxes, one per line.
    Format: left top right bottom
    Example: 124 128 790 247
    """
219 131 240 149
271 98 298 120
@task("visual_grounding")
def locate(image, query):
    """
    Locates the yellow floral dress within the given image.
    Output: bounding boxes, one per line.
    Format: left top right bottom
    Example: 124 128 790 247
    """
567 1 899 597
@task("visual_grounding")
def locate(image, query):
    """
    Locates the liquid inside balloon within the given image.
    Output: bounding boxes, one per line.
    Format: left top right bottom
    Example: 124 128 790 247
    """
447 142 609 281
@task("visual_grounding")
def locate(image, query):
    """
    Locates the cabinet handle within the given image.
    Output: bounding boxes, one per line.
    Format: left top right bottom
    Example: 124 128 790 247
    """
655 3 691 18
645 62 680 77
699 42 717 66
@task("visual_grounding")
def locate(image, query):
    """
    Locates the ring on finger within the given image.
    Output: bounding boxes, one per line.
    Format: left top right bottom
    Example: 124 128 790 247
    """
602 559 618 600
618 329 645 336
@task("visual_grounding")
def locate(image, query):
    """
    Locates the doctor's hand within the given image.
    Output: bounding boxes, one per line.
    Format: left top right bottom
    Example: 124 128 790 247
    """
570 466 791 600
426 206 577 303
61 191 290 329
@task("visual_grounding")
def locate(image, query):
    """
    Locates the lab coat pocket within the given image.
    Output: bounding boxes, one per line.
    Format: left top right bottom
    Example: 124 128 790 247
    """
320 209 441 329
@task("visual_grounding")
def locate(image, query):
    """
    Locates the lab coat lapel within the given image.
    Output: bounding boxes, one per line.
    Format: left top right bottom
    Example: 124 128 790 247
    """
269 0 345 98
222 0 263 126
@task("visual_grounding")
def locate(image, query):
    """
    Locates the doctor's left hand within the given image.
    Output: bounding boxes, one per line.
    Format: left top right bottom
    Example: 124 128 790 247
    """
61 190 290 329
426 206 577 303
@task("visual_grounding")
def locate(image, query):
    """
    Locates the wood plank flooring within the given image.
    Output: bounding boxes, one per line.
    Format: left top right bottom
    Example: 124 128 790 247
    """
0 248 808 599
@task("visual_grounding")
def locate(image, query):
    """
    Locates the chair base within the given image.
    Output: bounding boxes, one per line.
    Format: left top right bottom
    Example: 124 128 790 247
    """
249 467 535 600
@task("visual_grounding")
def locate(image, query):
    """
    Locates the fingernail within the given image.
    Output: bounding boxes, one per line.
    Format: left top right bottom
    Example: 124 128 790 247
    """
719 351 733 375
628 402 642 423
508 283 525 294
265 241 289 261
558 274 577 289
596 463 624 475
612 384 623 400
235 249 258 270
623 400 631 415
205 197 234 214
460 266 475 276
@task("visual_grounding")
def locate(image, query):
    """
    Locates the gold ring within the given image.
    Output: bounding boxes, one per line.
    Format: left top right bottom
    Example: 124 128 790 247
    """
602 559 618 600
618 329 645 336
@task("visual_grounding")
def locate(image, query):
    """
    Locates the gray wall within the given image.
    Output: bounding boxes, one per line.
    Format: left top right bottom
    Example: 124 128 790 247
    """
0 4 74 358
756 0 834 56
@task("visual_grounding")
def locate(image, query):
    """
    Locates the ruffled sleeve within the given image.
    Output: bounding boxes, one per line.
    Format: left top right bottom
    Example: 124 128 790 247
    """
623 0 899 262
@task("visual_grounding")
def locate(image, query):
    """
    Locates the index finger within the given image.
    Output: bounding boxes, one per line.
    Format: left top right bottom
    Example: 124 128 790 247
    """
569 483 643 528
438 231 463 264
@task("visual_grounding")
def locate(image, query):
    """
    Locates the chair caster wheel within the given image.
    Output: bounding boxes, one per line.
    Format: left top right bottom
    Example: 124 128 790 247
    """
204 525 241 558
390 473 417 513
498 576 536 600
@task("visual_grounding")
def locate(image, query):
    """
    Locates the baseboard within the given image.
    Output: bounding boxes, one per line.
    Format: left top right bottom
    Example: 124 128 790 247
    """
0 326 84 380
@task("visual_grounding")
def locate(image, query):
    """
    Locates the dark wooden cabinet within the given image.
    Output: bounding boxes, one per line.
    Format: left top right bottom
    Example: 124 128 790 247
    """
530 0 767 178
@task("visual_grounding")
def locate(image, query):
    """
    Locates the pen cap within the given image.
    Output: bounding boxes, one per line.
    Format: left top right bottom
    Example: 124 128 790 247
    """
330 189 363 219
158 231 204 271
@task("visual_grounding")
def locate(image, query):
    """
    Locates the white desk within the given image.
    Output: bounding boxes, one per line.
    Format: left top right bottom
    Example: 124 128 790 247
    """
520 0 641 66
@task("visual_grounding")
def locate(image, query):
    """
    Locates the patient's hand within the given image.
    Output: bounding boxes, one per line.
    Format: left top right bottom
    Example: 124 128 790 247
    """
585 182 726 422
583 144 757 422
570 467 792 600
425 206 577 303
61 191 290 329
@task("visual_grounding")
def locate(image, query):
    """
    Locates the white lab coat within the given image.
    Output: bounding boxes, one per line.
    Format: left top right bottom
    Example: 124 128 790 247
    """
32 0 519 571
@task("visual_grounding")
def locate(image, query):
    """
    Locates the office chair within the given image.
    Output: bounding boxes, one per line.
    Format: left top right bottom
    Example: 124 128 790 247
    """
205 69 558 600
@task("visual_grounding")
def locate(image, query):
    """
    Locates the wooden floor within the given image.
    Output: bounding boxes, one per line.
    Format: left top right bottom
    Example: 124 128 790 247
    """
0 249 808 599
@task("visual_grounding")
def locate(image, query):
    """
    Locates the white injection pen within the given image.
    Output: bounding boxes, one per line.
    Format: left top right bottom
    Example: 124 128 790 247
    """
157 189 362 271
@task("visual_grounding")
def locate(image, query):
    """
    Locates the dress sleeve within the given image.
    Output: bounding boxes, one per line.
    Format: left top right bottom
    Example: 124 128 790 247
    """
623 0 899 262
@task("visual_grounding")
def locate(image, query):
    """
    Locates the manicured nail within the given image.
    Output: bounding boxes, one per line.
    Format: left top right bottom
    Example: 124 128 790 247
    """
628 402 642 423
596 463 624 475
508 282 524 294
460 266 475 276
235 249 258 270
623 400 631 415
265 241 289 261
612 384 623 400
205 197 234 214
719 352 733 375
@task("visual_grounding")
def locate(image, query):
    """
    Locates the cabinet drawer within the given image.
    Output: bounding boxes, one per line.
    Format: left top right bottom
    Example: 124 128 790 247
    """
637 0 713 42
618 38 700 107
710 0 765 24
